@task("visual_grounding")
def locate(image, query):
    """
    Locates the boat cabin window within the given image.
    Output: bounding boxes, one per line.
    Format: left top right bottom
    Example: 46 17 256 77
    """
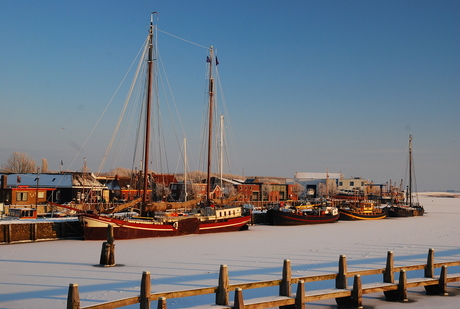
16 192 28 201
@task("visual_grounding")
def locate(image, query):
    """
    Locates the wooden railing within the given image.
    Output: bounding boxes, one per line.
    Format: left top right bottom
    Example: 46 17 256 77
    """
66 248 460 309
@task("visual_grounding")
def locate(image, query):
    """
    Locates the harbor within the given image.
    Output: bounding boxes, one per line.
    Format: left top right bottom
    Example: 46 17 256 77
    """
0 196 459 308
1 2 459 308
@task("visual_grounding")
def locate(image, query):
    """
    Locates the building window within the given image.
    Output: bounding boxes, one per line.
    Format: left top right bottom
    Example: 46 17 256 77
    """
17 192 28 201
350 181 354 186
339 182 343 186
38 192 45 199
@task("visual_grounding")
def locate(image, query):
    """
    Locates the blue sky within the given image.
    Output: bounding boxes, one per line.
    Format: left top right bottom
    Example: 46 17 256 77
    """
1 0 459 191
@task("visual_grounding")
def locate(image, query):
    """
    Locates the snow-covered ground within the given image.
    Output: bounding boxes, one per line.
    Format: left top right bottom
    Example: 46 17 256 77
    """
1 196 459 308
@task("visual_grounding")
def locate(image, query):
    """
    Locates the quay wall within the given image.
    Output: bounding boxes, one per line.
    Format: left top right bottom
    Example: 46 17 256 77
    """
0 220 83 244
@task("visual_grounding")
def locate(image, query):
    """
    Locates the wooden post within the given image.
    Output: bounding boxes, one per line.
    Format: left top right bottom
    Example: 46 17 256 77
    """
383 251 394 283
397 269 408 301
233 287 244 309
7 224 11 243
352 275 363 309
336 255 347 288
31 223 37 241
157 297 167 309
280 259 292 297
295 280 305 309
216 264 229 305
107 224 115 244
438 265 448 296
140 271 151 309
383 251 399 300
66 283 80 309
425 248 434 278
423 248 438 295
99 225 115 266
335 255 352 307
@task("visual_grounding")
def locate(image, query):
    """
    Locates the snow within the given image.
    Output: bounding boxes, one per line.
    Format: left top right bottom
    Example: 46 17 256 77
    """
1 196 459 308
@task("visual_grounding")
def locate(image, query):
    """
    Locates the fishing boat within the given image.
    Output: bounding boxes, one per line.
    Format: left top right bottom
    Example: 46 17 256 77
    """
80 14 250 240
337 200 387 220
267 202 340 225
386 135 424 217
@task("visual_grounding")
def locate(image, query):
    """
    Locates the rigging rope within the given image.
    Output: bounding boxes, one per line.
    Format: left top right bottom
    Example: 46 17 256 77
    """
98 37 149 173
157 28 209 50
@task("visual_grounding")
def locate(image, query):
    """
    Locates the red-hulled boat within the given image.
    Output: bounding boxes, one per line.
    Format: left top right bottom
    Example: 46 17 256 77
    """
82 207 250 240
80 14 250 240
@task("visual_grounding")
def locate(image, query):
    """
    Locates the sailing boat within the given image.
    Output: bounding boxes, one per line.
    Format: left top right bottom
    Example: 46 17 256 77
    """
80 14 251 240
387 135 424 217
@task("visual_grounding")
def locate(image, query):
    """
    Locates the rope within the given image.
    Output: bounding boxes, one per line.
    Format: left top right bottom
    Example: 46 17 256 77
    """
157 28 208 50
98 37 149 173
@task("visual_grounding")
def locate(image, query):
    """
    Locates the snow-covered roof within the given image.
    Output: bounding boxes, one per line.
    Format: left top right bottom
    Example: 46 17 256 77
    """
294 172 343 180
2 173 73 188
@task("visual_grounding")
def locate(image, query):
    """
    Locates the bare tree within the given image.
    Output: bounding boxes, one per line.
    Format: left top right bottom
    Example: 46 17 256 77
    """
222 183 237 198
188 183 202 200
154 183 171 201
317 180 338 198
1 152 37 173
41 158 48 173
317 183 326 198
291 183 305 198
188 170 206 183
107 167 132 177
262 183 272 201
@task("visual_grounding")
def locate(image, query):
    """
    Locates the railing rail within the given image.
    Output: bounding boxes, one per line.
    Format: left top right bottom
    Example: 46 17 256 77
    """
67 248 460 309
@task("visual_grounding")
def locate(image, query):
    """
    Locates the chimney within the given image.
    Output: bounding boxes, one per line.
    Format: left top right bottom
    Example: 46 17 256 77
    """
1 175 7 189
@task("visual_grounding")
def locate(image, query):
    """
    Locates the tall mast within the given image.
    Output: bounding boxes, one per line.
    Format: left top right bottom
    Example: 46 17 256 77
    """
220 114 224 190
206 47 215 202
142 13 156 213
184 137 187 202
408 134 413 207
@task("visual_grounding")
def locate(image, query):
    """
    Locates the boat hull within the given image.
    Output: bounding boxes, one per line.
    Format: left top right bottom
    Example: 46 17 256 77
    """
267 209 340 226
387 205 424 217
338 208 387 220
81 214 251 240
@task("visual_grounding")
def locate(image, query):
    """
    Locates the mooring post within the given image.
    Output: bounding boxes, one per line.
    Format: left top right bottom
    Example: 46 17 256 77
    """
425 248 434 278
295 280 305 309
383 251 394 283
7 224 11 243
216 264 229 305
383 251 399 300
438 265 448 296
280 259 292 297
99 225 115 266
352 275 363 309
31 223 37 241
157 297 167 309
140 271 151 309
397 269 408 301
66 283 80 309
233 287 244 309
336 255 348 288
335 255 352 307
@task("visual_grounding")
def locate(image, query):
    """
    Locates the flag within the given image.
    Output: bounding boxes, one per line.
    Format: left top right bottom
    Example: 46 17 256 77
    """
206 56 211 63
17 175 21 183
216 57 219 65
